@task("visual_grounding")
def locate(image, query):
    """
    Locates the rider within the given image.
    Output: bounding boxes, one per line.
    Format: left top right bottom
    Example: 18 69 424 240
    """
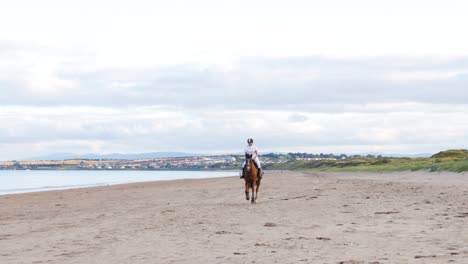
240 138 263 179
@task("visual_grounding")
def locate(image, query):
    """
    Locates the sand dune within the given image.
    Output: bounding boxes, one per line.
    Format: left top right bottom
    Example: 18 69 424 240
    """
1 171 467 264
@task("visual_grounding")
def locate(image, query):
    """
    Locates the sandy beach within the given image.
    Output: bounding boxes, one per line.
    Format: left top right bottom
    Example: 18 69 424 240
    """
1 170 467 264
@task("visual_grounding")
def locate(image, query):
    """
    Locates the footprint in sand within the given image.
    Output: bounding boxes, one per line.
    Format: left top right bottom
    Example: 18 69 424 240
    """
338 261 381 264
414 255 437 259
455 212 468 218
374 211 399 214
0 234 13 240
215 231 231 235
337 260 364 264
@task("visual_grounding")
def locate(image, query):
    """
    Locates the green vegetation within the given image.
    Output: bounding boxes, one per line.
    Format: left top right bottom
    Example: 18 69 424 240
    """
264 149 468 173
432 149 468 159
3 150 468 172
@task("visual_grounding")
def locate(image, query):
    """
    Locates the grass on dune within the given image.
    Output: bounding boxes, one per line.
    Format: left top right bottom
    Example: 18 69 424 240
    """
266 149 468 173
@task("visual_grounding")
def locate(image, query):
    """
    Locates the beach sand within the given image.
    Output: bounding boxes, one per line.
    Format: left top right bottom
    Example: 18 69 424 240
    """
1 171 467 264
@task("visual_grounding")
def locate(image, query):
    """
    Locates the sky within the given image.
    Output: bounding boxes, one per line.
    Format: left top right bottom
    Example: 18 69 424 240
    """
1 0 468 160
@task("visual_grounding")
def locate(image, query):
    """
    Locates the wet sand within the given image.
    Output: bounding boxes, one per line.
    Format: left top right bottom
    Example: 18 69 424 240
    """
1 171 467 264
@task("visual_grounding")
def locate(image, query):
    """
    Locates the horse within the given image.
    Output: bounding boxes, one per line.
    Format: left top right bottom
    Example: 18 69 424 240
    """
244 158 261 204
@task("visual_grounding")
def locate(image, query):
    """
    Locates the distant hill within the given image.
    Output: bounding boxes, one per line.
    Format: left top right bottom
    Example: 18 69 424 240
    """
431 149 468 159
25 152 199 161
353 152 432 158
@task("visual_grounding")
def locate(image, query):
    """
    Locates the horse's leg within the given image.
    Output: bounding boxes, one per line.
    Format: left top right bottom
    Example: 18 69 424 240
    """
245 181 249 200
255 179 261 201
251 181 256 204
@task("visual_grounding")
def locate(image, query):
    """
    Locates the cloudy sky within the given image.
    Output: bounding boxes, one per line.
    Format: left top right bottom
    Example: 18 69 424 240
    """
1 0 468 160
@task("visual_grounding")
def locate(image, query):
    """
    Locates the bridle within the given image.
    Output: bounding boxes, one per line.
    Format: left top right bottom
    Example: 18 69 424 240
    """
246 158 251 171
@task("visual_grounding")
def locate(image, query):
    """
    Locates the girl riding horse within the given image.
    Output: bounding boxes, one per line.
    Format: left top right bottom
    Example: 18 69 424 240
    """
240 138 263 179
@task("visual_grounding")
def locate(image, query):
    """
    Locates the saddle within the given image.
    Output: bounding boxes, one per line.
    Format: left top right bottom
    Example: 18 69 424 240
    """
243 154 263 179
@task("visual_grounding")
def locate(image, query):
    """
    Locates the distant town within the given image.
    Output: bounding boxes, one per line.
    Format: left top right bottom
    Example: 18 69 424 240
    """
0 153 352 170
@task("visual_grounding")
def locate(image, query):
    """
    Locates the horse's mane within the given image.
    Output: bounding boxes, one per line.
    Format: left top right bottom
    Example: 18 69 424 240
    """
245 158 258 182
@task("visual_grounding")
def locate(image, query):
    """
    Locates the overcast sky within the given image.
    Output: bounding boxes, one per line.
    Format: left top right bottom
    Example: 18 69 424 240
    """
1 0 468 160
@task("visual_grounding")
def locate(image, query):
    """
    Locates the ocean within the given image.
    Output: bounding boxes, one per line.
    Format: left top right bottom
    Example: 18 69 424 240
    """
0 170 238 195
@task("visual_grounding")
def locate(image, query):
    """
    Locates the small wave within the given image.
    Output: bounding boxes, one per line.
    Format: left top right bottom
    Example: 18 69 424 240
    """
0 182 122 195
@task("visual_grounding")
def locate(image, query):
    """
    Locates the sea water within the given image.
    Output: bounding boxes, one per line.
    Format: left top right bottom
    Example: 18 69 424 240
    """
0 170 238 195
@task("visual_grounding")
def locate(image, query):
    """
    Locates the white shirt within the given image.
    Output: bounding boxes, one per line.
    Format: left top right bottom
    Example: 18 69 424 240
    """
244 145 258 158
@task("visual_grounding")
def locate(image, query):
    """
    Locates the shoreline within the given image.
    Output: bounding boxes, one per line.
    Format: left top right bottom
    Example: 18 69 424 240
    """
0 175 239 197
0 170 239 196
1 171 467 263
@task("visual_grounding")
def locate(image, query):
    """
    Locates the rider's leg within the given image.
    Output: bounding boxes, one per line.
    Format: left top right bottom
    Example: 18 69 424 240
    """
240 160 246 179
254 157 263 177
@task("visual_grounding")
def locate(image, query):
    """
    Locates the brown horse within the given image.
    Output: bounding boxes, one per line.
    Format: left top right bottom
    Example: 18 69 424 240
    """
244 158 261 204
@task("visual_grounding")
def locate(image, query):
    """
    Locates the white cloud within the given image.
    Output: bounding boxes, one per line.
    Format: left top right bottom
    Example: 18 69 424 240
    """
25 63 80 96
2 1 468 68
1 104 468 160
2 1 468 159
2 52 468 107
381 70 468 81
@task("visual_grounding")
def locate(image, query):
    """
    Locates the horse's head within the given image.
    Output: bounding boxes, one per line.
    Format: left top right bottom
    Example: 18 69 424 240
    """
246 158 257 177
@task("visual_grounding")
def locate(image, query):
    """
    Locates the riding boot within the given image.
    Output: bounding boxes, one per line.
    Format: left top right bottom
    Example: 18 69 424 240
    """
240 167 245 179
258 168 263 179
